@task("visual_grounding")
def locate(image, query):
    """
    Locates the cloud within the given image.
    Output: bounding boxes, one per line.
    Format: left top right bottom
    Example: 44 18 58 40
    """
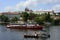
15 0 38 11
4 6 12 12
4 0 60 12
39 0 59 4
51 5 60 12
15 1 25 11
15 0 60 11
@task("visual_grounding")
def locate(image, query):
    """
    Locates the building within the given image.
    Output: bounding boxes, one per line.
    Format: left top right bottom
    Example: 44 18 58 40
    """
0 12 21 20
24 8 55 15
33 10 54 15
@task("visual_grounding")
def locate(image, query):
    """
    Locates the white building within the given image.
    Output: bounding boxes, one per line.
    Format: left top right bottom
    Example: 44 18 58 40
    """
33 10 54 15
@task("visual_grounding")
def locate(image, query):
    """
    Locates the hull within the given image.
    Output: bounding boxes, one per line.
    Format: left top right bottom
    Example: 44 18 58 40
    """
24 35 39 38
6 25 43 30
24 34 50 38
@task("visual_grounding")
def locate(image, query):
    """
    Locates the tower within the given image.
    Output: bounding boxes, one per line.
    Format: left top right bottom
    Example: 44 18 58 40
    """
25 8 29 11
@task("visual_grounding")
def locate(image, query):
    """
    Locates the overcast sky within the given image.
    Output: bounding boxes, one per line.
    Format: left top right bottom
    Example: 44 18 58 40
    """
0 0 60 12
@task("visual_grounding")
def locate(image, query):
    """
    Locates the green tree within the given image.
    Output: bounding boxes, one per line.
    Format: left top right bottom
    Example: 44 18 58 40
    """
22 12 29 23
28 12 37 20
10 17 19 23
34 16 44 25
58 12 60 16
0 15 9 22
44 12 52 22
53 19 60 25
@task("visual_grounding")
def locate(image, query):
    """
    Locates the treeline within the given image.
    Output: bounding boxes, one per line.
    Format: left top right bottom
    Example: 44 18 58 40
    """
21 12 60 25
0 12 60 25
0 15 19 23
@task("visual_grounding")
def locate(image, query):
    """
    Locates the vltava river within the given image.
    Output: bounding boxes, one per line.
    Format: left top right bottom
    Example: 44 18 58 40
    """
0 25 60 40
49 26 60 40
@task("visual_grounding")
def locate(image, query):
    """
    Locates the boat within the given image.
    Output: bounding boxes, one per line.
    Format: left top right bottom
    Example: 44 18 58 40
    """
24 33 50 38
24 35 39 38
6 24 43 30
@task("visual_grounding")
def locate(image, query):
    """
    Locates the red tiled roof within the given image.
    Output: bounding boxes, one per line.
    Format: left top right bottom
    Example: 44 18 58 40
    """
0 12 21 14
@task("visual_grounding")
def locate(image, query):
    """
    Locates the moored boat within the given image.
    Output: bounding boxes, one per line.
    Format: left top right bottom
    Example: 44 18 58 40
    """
24 35 39 38
24 32 50 38
6 24 43 30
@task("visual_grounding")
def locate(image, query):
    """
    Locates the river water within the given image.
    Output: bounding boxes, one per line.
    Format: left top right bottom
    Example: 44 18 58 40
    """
0 25 60 40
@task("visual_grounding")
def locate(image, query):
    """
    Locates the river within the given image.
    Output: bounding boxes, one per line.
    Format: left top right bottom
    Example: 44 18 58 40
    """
0 25 60 40
49 26 60 40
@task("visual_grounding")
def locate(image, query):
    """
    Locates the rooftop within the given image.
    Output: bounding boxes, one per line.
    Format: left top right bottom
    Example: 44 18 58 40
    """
0 12 21 14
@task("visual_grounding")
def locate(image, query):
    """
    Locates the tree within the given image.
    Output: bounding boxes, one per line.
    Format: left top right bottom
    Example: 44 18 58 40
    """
53 19 60 25
34 16 44 25
44 12 52 22
0 15 10 22
28 12 37 20
58 12 60 16
22 12 29 23
10 17 19 23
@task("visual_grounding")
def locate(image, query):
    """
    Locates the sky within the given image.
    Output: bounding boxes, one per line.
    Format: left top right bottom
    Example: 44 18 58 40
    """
0 0 60 12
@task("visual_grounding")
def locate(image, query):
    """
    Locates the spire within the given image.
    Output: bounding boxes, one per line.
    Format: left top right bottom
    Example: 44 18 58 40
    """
25 8 29 11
